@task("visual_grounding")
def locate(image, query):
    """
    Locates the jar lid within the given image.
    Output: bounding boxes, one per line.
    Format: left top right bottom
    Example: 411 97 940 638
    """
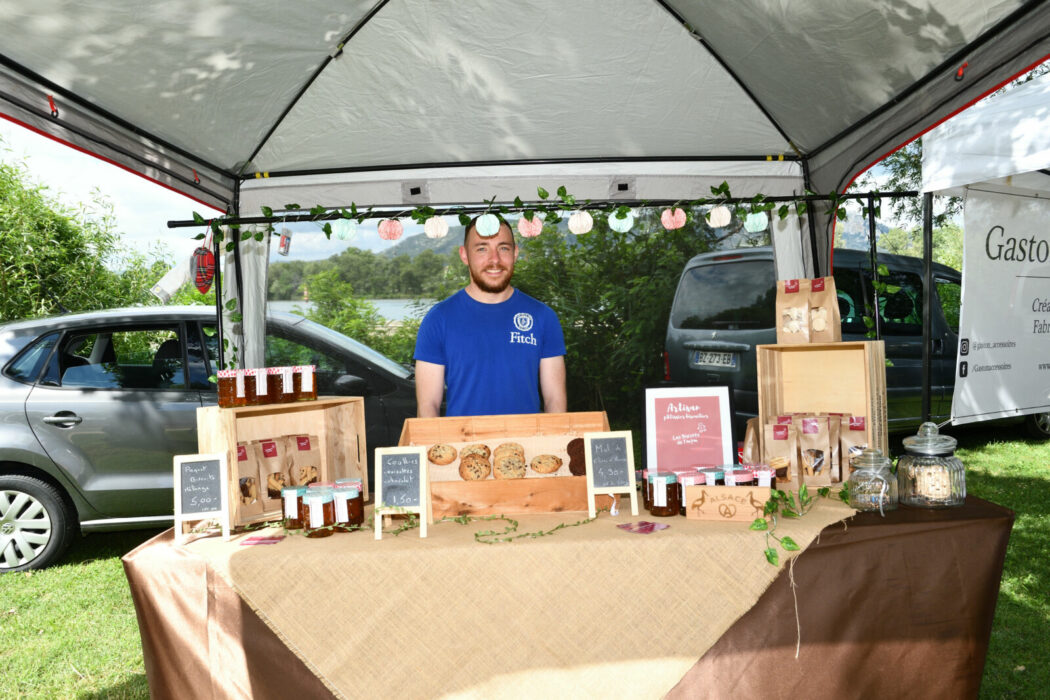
851 447 892 471
648 472 677 484
305 488 334 503
281 485 307 496
307 481 336 489
699 467 724 479
902 421 957 455
335 486 360 498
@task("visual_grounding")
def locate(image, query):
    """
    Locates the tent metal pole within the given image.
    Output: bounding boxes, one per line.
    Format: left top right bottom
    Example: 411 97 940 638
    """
867 193 882 340
213 228 224 371
921 191 934 423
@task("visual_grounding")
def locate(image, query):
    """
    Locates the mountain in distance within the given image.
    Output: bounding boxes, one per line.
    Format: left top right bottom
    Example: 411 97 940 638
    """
379 225 465 258
835 213 890 251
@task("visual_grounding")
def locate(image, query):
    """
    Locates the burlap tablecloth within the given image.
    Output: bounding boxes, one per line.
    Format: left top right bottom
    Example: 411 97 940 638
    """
182 499 854 699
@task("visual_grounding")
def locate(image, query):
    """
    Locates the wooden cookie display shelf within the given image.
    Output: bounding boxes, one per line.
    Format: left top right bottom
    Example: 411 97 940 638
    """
196 397 368 528
756 341 889 455
399 411 611 518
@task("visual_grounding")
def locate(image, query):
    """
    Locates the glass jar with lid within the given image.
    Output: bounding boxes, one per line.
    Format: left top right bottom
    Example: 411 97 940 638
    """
848 448 898 515
647 472 679 517
897 422 966 508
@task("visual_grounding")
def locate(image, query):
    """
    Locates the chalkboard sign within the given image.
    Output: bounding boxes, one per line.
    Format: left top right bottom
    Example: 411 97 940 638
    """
173 453 230 543
584 431 638 518
374 446 429 539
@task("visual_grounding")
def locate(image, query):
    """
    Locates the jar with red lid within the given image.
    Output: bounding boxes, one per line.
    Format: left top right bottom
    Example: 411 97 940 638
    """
249 368 271 405
296 365 318 401
217 369 236 407
282 486 307 529
750 464 776 489
678 472 702 516
647 472 679 517
231 369 249 407
303 487 335 537
726 469 755 487
699 467 725 486
333 486 364 531
277 366 297 402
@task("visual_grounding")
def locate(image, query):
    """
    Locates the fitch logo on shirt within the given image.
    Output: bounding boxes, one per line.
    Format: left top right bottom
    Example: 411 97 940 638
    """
511 312 537 346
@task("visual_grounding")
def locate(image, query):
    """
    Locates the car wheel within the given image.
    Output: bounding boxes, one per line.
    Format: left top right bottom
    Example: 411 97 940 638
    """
1024 412 1050 440
0 475 75 572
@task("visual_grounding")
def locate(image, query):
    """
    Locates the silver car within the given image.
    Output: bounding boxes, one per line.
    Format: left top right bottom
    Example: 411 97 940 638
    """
0 306 416 571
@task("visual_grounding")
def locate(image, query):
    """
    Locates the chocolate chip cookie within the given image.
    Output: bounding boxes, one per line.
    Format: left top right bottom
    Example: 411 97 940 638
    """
492 453 527 479
428 444 457 465
530 454 563 474
458 455 491 481
460 443 491 460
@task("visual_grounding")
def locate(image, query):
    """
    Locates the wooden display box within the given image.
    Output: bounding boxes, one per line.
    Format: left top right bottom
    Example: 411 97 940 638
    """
197 397 368 527
398 412 610 518
757 341 888 454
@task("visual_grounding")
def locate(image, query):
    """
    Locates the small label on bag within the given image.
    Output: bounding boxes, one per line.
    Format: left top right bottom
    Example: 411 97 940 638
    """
811 278 826 292
297 436 311 451
773 425 789 440
262 440 278 459
784 279 800 293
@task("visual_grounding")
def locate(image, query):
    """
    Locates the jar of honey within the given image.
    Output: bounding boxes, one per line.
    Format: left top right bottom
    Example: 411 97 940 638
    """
277 366 297 402
303 487 335 537
282 485 306 530
232 369 249 407
647 472 679 517
296 365 318 401
334 486 364 531
249 368 271 405
217 369 237 407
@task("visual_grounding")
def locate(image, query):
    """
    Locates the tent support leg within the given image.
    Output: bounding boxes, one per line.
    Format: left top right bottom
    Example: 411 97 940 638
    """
921 192 934 424
867 193 881 340
213 229 224 370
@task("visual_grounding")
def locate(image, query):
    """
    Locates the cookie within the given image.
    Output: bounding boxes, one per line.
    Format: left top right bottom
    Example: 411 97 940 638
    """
428 444 457 465
460 443 491 460
266 472 286 498
297 465 319 486
492 454 527 479
458 455 491 481
566 437 586 476
530 454 563 474
493 442 525 459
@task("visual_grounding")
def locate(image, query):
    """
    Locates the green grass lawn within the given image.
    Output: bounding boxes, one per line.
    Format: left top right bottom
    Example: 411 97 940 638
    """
0 425 1046 698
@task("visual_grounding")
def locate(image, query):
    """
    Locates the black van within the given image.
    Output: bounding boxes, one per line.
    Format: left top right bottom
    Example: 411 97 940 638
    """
664 247 1049 439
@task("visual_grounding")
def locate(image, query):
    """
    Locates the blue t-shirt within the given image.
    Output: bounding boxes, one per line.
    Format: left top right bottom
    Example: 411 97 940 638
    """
414 289 566 416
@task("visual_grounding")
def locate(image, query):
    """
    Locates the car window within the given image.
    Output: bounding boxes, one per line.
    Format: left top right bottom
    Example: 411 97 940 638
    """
44 325 187 390
4 332 60 384
832 267 866 334
863 269 923 335
936 277 961 334
671 260 776 329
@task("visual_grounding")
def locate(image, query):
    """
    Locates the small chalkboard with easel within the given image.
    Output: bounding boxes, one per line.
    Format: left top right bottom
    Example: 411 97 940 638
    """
173 453 230 543
374 446 430 539
584 431 638 518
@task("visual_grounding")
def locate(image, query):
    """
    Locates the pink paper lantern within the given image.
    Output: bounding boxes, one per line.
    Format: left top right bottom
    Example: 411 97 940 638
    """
378 219 403 241
661 207 686 230
518 215 543 238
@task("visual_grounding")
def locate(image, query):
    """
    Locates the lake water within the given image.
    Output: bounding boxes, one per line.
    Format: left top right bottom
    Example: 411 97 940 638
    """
268 299 434 322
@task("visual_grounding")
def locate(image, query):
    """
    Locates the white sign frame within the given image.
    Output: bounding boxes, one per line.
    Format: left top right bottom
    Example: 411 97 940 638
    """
374 446 430 540
584 431 639 518
173 453 231 544
645 386 734 472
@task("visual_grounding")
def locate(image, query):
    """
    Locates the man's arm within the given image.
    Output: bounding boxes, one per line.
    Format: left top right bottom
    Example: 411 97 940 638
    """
415 360 446 417
539 355 567 413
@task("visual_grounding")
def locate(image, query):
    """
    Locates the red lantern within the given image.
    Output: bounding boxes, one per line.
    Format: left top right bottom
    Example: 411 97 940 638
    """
661 207 687 230
378 219 403 241
192 246 215 294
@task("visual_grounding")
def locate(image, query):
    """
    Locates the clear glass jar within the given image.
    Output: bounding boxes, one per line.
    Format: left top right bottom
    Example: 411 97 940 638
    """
647 472 679 517
333 486 364 531
303 487 335 537
897 422 966 508
282 485 307 530
848 448 898 515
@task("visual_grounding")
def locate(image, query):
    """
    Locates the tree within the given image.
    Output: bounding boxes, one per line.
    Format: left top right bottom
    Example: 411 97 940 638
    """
0 157 163 321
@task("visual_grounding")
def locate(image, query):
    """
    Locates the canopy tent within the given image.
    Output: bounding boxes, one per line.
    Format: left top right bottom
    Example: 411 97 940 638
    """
3 1 1050 365
922 70 1050 427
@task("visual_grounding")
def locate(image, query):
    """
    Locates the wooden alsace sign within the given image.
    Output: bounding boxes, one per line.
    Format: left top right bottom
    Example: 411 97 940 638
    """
683 484 772 523
374 446 430 539
584 431 639 518
173 453 231 543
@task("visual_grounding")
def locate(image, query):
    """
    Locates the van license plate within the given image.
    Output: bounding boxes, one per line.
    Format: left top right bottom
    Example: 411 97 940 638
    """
691 351 736 368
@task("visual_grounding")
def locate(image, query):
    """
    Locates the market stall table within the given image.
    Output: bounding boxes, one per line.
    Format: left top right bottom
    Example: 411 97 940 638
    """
123 497 1011 699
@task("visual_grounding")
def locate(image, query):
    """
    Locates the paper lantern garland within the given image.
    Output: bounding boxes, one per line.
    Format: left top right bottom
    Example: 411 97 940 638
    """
423 216 449 239
660 207 686 230
378 219 403 241
568 210 593 235
475 213 501 237
333 218 357 241
706 205 732 228
607 209 635 233
744 211 768 233
518 215 543 238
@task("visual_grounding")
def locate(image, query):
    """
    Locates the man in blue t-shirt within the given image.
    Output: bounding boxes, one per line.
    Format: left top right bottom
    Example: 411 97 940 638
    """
414 215 567 417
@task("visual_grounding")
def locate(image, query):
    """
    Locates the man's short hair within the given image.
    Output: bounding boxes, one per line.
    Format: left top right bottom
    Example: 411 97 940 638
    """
464 214 515 246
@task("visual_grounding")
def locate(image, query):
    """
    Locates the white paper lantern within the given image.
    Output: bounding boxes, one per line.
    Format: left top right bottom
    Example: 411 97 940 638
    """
706 205 732 228
423 216 449 239
475 213 501 237
744 211 768 233
332 218 357 241
568 210 593 235
607 209 635 233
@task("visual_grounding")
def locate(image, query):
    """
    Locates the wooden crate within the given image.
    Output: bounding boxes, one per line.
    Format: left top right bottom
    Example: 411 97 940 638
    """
757 341 888 454
398 412 610 517
197 397 367 527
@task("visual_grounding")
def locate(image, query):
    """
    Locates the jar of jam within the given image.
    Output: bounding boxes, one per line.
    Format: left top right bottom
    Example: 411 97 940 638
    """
279 366 297 402
217 369 236 407
282 485 307 530
296 365 318 401
249 368 271 405
726 469 755 486
303 487 335 537
647 472 679 517
335 477 364 493
232 369 249 407
334 486 365 531
266 367 283 403
699 467 725 486
751 464 776 489
640 469 650 511
678 472 702 516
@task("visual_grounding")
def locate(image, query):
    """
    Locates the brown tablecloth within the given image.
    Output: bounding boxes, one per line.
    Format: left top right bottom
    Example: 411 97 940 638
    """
123 497 1011 699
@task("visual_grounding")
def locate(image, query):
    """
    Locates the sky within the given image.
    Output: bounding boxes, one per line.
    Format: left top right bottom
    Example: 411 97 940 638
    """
0 119 427 266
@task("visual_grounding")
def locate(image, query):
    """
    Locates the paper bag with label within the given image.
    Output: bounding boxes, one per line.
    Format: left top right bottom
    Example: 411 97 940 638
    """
799 417 832 487
839 415 869 475
764 423 799 486
742 417 761 464
808 276 842 342
253 438 290 512
287 434 322 486
235 442 263 518
776 279 810 344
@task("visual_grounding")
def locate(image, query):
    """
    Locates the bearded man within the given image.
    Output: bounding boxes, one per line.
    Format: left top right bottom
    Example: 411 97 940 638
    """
413 215 567 417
